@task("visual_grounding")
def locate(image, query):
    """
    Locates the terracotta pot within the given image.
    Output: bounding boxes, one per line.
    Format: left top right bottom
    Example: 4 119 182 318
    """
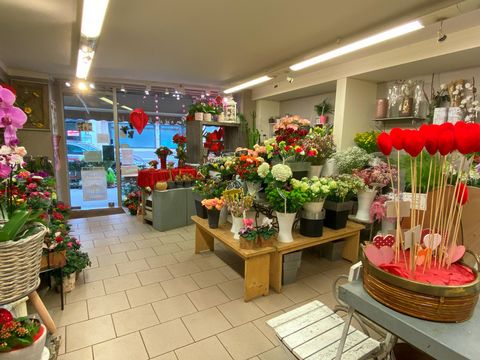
240 237 258 250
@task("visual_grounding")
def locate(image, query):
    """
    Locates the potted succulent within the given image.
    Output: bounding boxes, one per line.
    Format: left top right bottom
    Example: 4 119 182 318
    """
239 218 258 250
314 99 334 124
155 146 172 169
201 197 225 229
324 174 365 229
256 218 277 247
223 189 253 240
0 309 47 360
301 127 336 177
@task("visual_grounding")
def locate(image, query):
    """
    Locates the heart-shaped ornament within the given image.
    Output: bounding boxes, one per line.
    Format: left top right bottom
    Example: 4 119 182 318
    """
372 234 395 248
129 108 149 134
364 244 395 266
403 130 425 157
447 245 465 264
423 233 441 250
377 132 393 156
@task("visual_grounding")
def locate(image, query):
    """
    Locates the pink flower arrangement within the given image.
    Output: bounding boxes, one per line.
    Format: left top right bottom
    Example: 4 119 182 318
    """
354 161 398 189
273 115 311 131
201 197 225 210
243 218 254 229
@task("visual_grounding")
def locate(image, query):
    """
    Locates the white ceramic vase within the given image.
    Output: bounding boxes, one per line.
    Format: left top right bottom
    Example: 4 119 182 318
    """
303 199 325 214
355 189 377 222
308 165 323 178
276 211 297 243
231 215 243 240
204 113 212 121
194 112 204 121
246 181 261 200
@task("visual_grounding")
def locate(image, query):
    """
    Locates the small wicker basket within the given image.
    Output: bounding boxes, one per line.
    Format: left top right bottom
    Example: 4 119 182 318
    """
0 224 47 305
363 256 480 323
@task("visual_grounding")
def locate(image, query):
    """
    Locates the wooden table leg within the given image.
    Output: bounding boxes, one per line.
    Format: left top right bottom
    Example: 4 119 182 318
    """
244 254 270 301
342 232 360 262
28 291 57 334
269 252 282 293
195 225 214 254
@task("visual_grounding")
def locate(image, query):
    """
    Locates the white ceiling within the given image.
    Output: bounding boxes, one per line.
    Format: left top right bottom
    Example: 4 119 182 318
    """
0 0 458 87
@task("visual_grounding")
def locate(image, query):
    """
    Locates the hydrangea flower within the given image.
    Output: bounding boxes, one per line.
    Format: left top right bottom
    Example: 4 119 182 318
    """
271 164 292 182
257 162 270 178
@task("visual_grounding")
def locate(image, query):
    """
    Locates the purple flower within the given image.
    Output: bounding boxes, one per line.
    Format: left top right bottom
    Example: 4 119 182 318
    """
0 87 15 108
0 106 27 146
0 163 11 178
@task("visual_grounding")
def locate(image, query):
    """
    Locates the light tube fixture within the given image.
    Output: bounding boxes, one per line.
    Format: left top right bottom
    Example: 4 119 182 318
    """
121 105 133 111
81 0 110 38
290 20 424 71
224 76 272 94
99 97 113 105
76 48 94 79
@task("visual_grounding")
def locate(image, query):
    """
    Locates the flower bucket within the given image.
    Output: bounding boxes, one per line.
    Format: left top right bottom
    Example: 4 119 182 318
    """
207 209 221 229
303 200 325 214
1 323 47 360
194 200 208 219
240 237 258 250
276 212 297 243
63 273 76 293
230 215 243 240
324 200 353 230
194 112 204 121
300 209 325 237
355 189 377 222
286 161 311 180
0 225 47 305
308 164 323 178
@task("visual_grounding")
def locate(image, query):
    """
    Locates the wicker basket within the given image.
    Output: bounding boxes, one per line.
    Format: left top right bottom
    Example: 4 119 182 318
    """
363 257 480 323
0 225 47 305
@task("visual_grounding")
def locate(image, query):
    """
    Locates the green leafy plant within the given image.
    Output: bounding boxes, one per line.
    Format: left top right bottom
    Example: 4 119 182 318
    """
326 174 365 202
63 249 91 277
314 100 334 116
239 112 261 149
0 310 41 352
354 131 380 154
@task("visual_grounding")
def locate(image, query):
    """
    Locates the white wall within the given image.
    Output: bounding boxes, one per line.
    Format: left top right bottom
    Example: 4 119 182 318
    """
255 100 280 140
279 92 336 123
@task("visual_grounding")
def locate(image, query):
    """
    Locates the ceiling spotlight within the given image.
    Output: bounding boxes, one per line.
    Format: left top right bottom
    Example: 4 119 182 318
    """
120 85 126 93
437 20 447 42
89 83 95 89
65 81 71 87
77 81 88 91
164 88 170 95
145 85 151 95
286 76 294 84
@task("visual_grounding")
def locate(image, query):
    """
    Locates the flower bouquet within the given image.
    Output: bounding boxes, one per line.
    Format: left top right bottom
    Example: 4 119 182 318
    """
239 218 258 250
235 155 265 197
273 115 311 146
155 146 172 169
301 128 336 177
333 146 372 174
201 197 225 229
292 176 336 214
223 189 253 239
173 133 187 167
257 218 277 247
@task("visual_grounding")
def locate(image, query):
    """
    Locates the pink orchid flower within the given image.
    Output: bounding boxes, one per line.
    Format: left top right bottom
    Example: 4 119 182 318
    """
0 106 27 146
0 87 16 108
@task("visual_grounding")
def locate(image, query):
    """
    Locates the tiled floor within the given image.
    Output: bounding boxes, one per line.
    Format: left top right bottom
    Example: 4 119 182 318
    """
38 213 353 360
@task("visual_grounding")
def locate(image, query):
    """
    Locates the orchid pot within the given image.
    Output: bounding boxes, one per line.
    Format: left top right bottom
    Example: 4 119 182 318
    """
204 113 212 121
355 189 377 222
275 211 297 243
194 112 204 121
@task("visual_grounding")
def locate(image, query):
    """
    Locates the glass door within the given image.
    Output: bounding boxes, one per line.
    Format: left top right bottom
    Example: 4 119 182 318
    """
63 90 119 210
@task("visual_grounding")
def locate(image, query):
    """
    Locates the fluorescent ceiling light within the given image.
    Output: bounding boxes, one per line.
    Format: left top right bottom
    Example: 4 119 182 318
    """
224 76 272 94
81 0 110 38
99 97 113 105
290 20 424 71
121 105 133 111
76 48 94 79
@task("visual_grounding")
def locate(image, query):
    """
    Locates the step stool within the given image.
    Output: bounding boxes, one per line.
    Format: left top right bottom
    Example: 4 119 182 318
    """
267 300 380 360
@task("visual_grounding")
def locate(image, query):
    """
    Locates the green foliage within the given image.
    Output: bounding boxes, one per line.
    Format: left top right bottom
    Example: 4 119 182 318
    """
326 174 366 202
400 151 442 193
239 112 261 149
314 100 334 116
106 168 116 186
63 249 91 276
0 210 30 242
265 182 310 213
354 130 380 154
0 317 40 352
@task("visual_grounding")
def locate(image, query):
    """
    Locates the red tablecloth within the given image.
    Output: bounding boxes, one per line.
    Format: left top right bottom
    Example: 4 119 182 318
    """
137 168 197 188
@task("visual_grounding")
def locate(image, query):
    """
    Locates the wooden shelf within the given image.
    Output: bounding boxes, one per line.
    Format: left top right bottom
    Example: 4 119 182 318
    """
373 116 427 129
198 120 240 127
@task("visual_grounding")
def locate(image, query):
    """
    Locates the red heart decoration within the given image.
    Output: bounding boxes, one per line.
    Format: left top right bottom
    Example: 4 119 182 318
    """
455 182 469 205
420 124 439 155
448 245 465 263
372 234 395 248
403 130 425 157
389 128 404 150
129 108 149 134
438 129 455 156
377 132 393 156
454 121 470 155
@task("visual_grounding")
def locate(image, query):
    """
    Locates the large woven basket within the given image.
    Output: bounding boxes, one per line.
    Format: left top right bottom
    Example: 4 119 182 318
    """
363 257 480 323
0 224 47 305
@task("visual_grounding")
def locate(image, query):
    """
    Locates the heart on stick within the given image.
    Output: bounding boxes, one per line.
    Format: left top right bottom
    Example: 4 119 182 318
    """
438 129 455 156
377 132 393 156
454 182 469 205
416 248 429 266
403 130 425 157
129 108 149 134
447 245 465 264
389 128 404 151
364 244 395 266
423 233 441 250
372 234 395 248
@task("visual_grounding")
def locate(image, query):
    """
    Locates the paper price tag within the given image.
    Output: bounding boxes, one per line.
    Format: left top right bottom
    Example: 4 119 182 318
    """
402 192 427 211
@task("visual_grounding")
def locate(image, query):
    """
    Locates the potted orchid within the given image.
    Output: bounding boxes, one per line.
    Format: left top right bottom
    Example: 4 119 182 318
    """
239 218 258 250
223 189 253 240
201 197 225 229
314 99 334 124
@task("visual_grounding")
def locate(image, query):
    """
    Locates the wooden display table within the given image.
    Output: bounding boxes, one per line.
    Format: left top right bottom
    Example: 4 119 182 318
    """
192 216 275 301
269 221 364 292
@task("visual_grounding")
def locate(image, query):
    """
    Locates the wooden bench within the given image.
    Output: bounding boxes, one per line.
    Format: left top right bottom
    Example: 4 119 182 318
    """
192 216 275 301
267 300 380 360
270 221 364 292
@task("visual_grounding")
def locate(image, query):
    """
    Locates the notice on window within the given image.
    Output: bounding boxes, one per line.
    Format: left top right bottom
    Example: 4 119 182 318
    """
81 167 107 201
84 151 102 163
121 165 138 177
120 148 134 165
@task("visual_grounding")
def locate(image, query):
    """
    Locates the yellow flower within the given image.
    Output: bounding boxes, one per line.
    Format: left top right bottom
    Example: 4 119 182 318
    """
24 107 32 114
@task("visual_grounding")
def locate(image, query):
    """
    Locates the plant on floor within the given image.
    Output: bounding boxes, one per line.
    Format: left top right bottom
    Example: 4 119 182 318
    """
314 99 335 116
0 309 41 352
63 249 91 277
123 189 141 215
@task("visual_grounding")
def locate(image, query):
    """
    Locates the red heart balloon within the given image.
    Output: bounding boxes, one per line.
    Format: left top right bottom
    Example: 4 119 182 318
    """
389 128 404 150
377 132 393 156
438 129 455 156
455 182 469 205
454 121 470 155
129 108 149 134
403 130 425 157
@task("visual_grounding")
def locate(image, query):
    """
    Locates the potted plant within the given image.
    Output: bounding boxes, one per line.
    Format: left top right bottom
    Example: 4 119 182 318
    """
370 195 396 233
353 161 397 222
122 190 141 216
324 174 365 229
173 134 187 168
256 218 277 247
235 154 265 199
301 127 336 177
354 130 380 154
148 160 158 169
155 146 172 169
314 99 334 124
261 164 309 242
333 146 372 174
187 102 206 121
238 218 258 250
294 177 336 215
62 248 91 293
223 189 253 240
0 309 47 360
201 197 225 229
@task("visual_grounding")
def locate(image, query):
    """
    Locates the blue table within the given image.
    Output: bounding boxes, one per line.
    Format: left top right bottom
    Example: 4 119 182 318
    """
338 281 479 360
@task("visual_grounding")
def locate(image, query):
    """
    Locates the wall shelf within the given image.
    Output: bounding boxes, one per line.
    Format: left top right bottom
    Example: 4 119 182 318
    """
195 120 240 127
373 116 427 129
